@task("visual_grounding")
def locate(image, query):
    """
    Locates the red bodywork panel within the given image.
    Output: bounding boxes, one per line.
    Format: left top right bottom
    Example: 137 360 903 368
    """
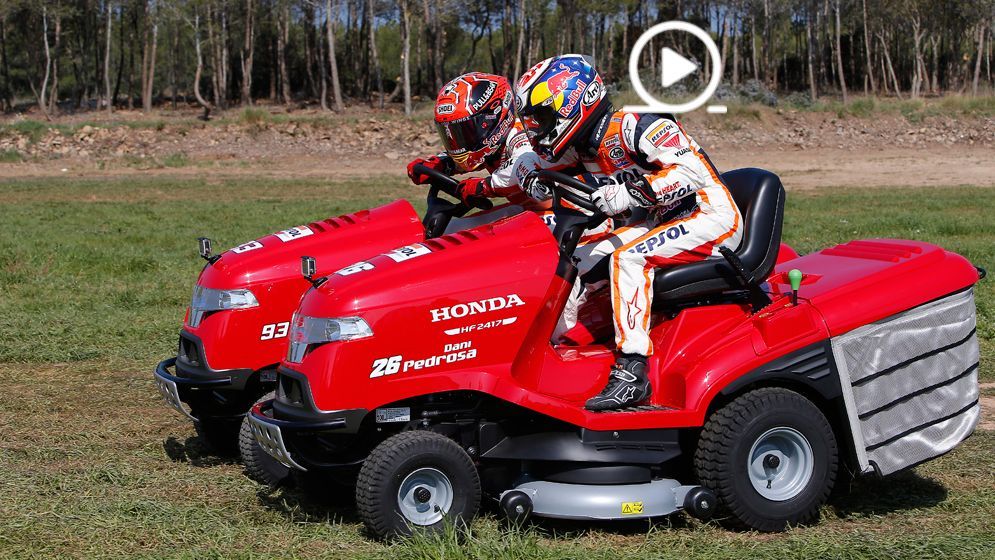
183 200 424 372
288 214 980 430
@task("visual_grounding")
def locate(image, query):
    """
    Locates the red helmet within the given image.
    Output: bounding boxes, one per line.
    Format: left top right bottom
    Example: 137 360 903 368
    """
434 73 515 172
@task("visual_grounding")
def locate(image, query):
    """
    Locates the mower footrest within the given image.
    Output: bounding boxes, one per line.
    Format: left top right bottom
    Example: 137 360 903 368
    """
591 404 675 414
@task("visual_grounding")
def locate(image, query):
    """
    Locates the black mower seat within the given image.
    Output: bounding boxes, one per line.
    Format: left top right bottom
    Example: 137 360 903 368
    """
652 168 785 303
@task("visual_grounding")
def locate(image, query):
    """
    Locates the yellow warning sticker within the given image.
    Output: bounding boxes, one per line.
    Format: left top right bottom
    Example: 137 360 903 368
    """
621 501 644 515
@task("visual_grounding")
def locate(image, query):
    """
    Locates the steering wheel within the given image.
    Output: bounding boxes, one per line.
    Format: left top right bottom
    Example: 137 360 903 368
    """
536 170 606 217
412 164 493 212
534 170 609 258
413 163 492 238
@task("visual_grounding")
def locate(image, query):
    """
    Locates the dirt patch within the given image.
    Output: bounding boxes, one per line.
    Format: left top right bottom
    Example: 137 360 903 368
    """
0 107 992 188
3 145 993 191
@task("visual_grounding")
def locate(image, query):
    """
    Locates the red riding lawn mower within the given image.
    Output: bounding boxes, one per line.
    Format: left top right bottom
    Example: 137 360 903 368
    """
153 168 498 483
247 168 983 539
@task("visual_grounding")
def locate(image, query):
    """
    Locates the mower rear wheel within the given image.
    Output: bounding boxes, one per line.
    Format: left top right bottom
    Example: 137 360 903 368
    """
694 387 838 531
239 392 290 486
356 430 480 540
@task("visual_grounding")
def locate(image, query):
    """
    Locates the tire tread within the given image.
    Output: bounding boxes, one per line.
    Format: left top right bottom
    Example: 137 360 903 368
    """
693 387 838 531
356 430 480 540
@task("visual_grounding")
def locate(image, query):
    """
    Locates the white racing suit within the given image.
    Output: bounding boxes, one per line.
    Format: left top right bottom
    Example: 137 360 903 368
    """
555 112 743 356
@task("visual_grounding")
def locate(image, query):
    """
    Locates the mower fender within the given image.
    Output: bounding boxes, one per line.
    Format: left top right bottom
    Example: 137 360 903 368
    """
717 340 843 403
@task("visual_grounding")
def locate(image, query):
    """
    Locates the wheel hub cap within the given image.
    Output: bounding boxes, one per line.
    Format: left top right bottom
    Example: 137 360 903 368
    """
397 468 454 526
747 427 814 501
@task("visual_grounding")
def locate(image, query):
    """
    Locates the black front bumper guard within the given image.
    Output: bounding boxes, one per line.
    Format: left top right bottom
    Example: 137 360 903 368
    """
153 357 233 421
247 398 367 471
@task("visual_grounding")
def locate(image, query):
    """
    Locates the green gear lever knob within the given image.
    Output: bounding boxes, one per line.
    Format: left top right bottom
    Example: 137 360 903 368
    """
788 269 803 305
788 269 803 292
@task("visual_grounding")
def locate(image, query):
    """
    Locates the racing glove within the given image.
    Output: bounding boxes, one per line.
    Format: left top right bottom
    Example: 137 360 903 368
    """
455 177 493 204
591 176 657 215
522 169 554 201
407 154 456 185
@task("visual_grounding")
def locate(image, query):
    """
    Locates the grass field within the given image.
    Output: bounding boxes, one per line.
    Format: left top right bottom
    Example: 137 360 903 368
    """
0 176 993 559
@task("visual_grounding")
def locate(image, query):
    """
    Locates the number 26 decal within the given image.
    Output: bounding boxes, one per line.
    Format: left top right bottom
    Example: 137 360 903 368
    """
370 356 402 378
260 322 290 340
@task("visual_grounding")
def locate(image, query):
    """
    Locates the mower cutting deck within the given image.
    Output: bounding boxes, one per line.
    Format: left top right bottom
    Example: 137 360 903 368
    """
246 168 982 539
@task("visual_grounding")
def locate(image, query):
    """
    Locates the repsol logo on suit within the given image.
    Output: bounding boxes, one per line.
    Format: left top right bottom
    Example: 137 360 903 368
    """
627 224 691 254
660 184 694 203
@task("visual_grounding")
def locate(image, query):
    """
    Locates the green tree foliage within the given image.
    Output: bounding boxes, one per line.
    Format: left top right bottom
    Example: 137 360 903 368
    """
0 0 992 114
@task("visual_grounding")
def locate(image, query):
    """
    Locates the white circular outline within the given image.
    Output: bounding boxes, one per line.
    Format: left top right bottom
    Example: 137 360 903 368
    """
628 21 722 113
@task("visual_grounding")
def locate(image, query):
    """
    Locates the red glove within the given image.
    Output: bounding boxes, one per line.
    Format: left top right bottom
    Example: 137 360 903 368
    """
456 177 493 204
407 155 454 185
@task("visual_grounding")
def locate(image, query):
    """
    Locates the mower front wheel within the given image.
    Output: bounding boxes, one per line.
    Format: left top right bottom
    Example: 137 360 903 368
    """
356 430 480 540
239 392 291 486
694 387 838 531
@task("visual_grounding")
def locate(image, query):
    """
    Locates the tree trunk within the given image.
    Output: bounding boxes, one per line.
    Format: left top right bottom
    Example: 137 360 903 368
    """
764 0 772 85
910 14 924 98
113 6 125 107
277 2 291 104
720 14 729 82
861 0 875 94
207 3 220 108
878 32 902 99
399 0 412 115
513 0 525 81
38 7 53 119
104 1 113 112
141 2 157 113
348 0 360 96
366 0 383 108
240 0 255 105
325 0 344 111
0 16 10 111
317 5 328 111
929 35 939 94
432 0 444 90
171 20 179 109
750 14 759 82
193 13 211 113
834 0 847 103
974 25 986 96
732 12 740 86
807 3 817 101
48 11 61 116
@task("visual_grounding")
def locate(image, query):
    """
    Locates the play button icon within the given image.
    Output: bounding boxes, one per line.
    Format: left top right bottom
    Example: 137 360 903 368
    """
623 21 724 114
660 47 698 88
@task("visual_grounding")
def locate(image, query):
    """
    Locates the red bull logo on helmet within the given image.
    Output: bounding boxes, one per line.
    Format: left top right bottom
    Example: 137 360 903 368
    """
545 65 579 96
529 64 581 110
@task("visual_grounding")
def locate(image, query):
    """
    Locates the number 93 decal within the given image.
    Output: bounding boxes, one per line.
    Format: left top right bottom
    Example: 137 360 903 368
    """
260 321 290 340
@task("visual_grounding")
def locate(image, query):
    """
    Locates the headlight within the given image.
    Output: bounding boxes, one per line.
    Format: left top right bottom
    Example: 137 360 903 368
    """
287 315 373 363
187 286 259 327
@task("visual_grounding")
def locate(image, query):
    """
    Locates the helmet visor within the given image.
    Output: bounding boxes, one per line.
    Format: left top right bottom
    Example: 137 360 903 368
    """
435 111 499 157
521 104 559 146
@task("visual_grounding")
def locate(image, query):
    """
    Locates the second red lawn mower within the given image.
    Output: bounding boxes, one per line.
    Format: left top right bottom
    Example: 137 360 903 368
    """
153 167 498 483
249 168 983 538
